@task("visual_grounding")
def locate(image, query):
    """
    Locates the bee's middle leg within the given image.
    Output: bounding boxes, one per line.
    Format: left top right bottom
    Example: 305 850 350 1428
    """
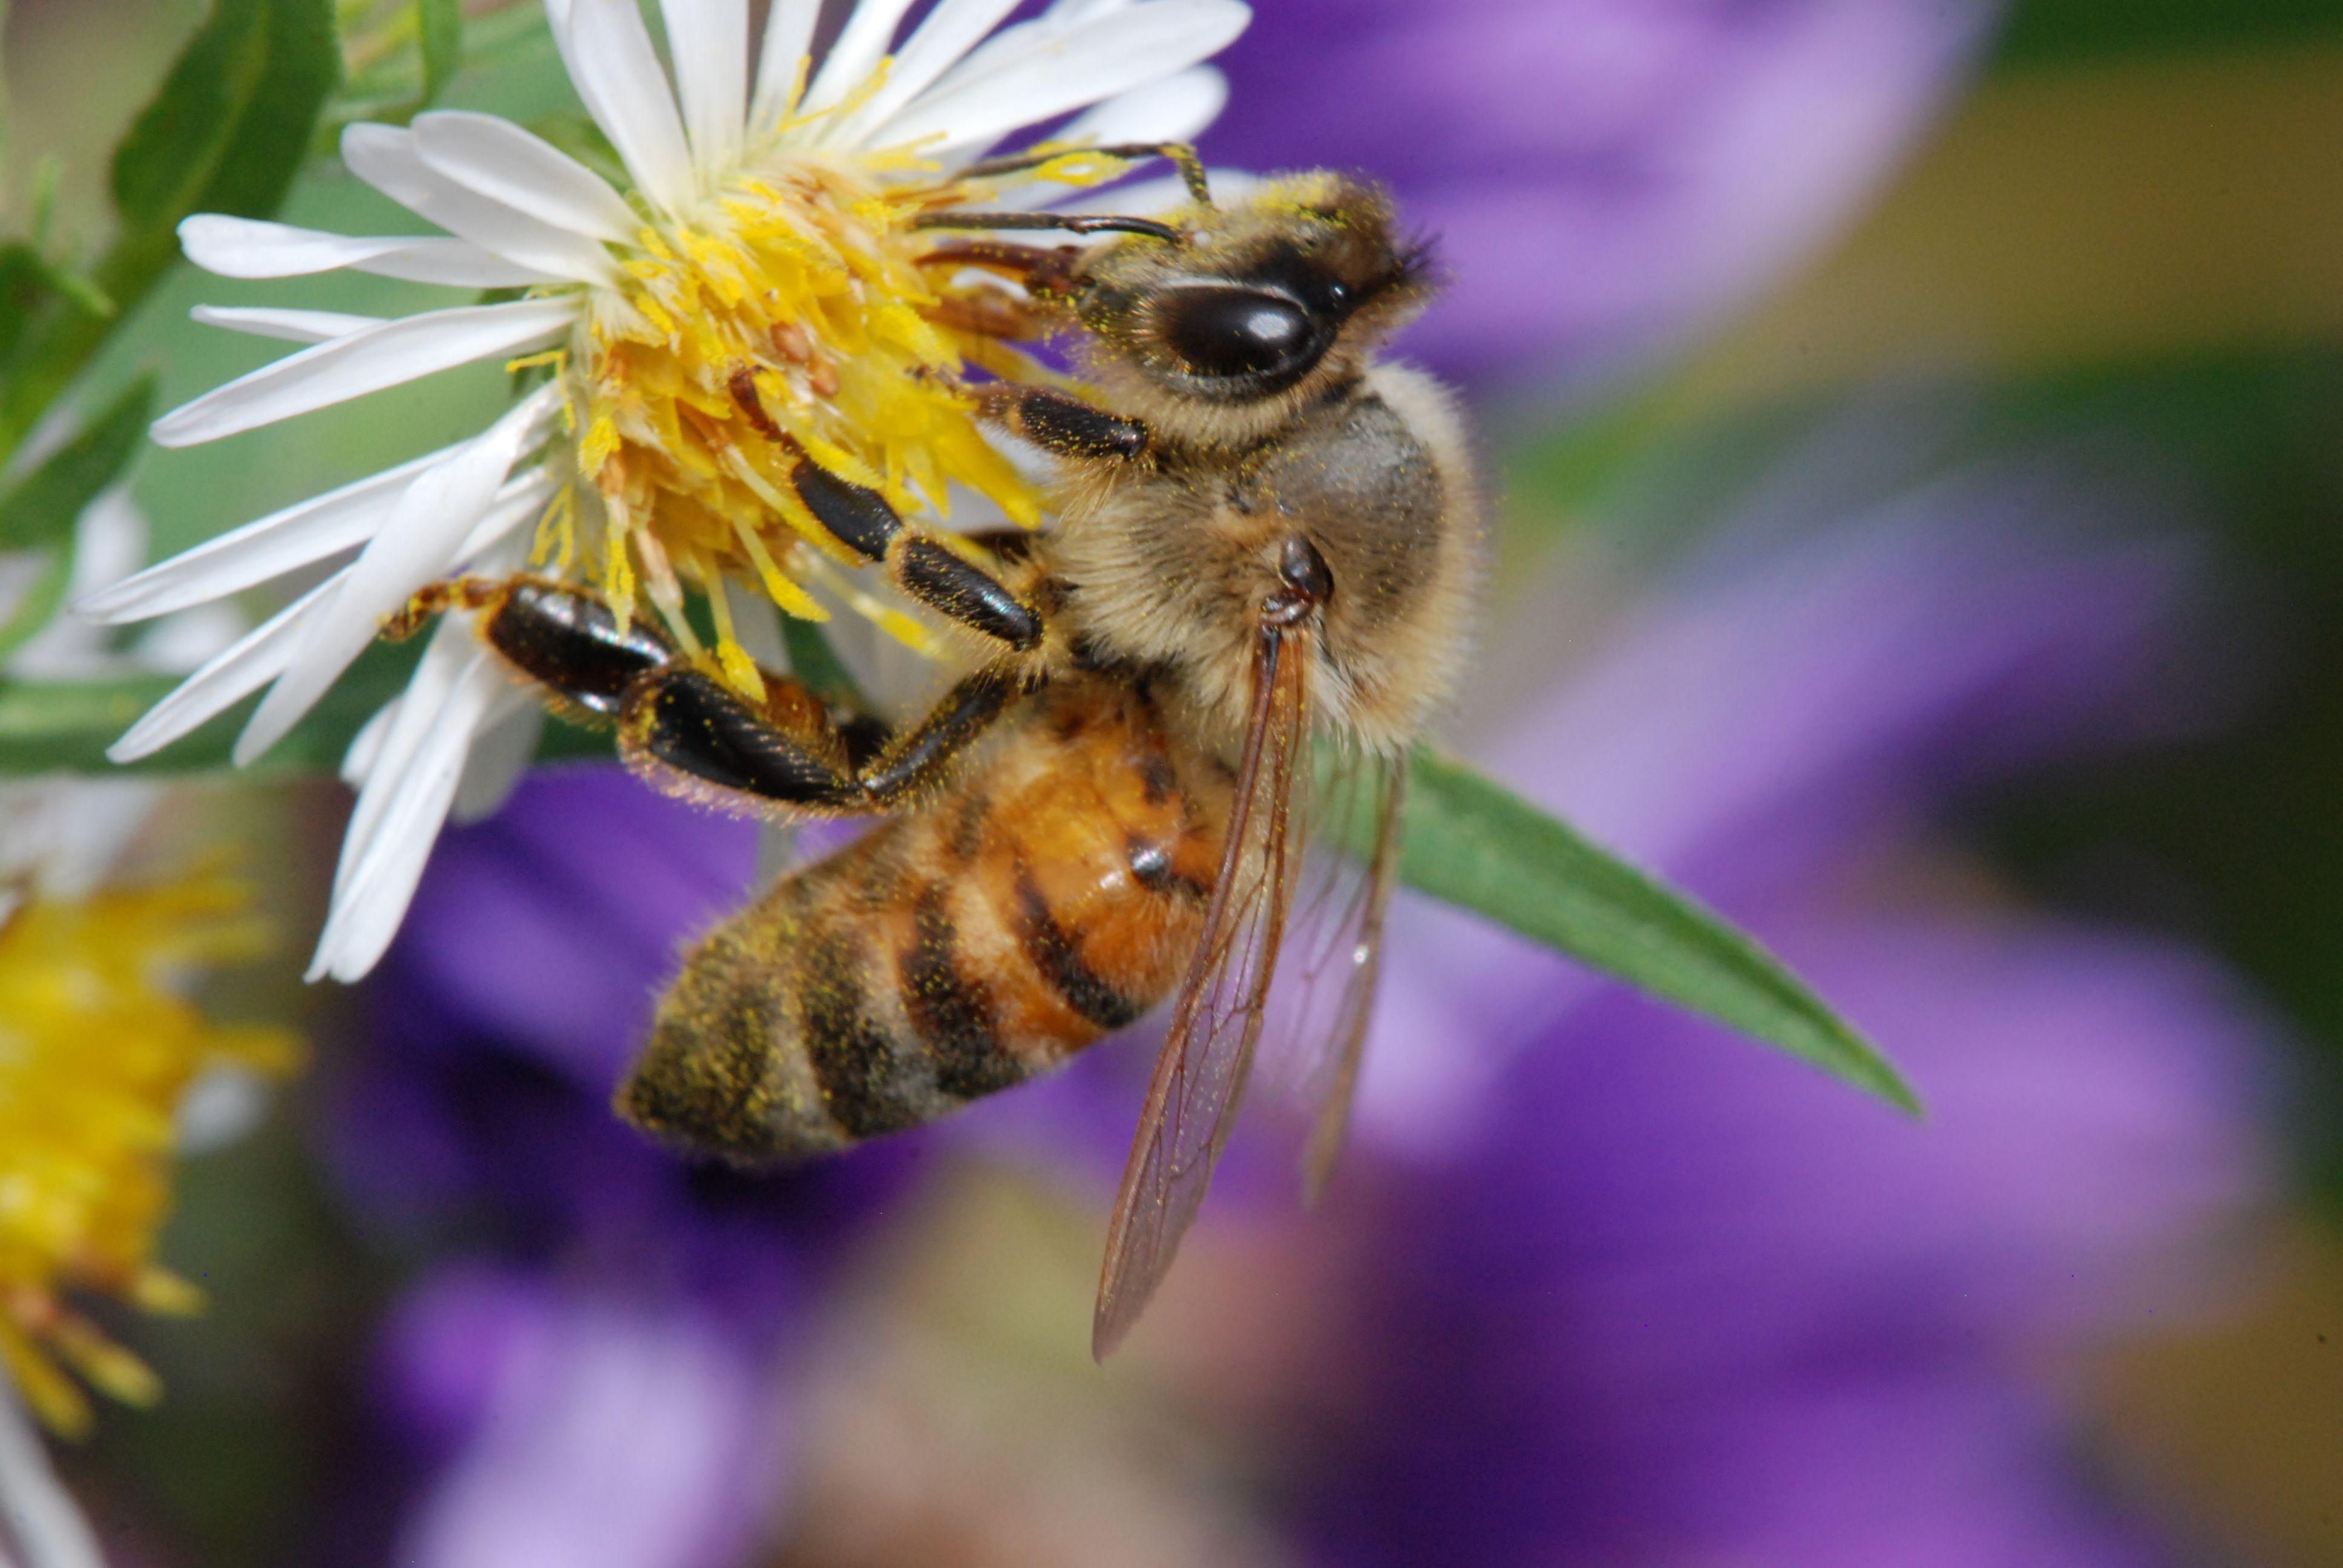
622 664 1023 816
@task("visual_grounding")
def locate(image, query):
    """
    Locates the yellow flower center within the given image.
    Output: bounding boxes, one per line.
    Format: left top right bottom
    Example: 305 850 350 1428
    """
0 872 300 1436
550 146 1047 695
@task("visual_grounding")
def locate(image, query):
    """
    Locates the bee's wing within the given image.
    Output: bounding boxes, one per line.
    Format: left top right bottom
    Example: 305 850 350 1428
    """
1092 623 1314 1360
1277 746 1408 1203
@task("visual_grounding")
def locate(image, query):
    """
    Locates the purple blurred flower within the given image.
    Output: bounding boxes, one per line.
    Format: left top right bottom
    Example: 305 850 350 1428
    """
373 1267 785 1568
1208 0 2000 383
1316 910 2263 1567
1301 439 2268 1566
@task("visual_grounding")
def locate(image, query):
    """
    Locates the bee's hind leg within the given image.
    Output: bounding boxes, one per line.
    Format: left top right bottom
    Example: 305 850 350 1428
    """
386 575 681 727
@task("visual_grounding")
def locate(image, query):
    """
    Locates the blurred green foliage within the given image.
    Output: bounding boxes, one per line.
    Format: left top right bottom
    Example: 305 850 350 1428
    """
1994 0 2343 68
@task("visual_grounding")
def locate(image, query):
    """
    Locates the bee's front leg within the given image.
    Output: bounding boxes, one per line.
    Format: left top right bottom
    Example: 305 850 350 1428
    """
969 382 1150 463
726 374 1052 653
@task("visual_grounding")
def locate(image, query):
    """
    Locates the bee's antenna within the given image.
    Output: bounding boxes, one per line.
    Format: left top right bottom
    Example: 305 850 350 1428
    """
958 141 1215 211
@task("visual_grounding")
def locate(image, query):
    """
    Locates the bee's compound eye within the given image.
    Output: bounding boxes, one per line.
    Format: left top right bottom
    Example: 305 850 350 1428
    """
1156 287 1321 382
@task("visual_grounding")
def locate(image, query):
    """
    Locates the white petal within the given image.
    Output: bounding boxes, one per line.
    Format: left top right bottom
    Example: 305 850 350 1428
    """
750 0 822 131
310 647 506 981
658 0 748 172
560 0 695 212
1054 64 1227 149
0 1383 105 1568
133 602 246 674
413 111 643 244
191 304 391 344
453 702 543 823
80 442 462 622
801 0 917 119
344 511 531 800
150 298 574 448
821 0 1018 147
341 699 395 786
333 621 476 890
453 467 561 566
995 67 1227 206
105 577 338 761
233 387 557 764
1049 0 1139 18
879 0 1249 160
178 214 551 287
343 123 620 286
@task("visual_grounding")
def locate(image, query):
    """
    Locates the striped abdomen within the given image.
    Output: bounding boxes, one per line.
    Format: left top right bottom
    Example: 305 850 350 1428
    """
617 678 1231 1160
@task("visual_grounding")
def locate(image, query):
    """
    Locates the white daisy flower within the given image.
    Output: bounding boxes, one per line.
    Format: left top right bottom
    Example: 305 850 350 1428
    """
80 0 1250 983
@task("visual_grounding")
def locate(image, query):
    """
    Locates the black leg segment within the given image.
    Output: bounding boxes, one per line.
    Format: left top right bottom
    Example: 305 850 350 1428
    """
623 671 861 811
480 580 676 717
897 540 1043 649
788 455 903 562
724 371 1049 653
862 668 1020 805
975 384 1149 462
621 664 1021 817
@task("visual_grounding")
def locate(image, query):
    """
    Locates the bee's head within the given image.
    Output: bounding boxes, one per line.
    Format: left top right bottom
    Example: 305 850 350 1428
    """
1070 172 1435 445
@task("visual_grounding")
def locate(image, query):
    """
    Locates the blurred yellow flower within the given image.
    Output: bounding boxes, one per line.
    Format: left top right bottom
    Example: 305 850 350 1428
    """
0 870 300 1437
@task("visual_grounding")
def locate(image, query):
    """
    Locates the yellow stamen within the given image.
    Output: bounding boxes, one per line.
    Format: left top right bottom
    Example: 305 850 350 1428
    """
559 145 1046 701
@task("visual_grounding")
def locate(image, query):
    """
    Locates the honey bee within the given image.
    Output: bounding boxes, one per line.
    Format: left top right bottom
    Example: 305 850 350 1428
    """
404 155 1481 1354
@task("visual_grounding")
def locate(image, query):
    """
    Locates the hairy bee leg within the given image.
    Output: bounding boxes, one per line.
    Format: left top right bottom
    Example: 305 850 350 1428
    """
464 577 678 720
958 141 1214 206
727 374 1048 652
859 665 1021 805
971 383 1150 462
621 670 865 812
621 664 1021 814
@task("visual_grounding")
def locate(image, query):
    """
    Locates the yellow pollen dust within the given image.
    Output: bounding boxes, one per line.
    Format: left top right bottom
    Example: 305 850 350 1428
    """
0 872 300 1437
564 154 1044 696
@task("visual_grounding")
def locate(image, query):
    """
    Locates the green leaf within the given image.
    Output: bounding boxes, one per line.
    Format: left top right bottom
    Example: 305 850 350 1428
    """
0 0 339 457
0 642 409 777
0 377 155 552
0 639 613 778
0 544 75 661
416 0 463 109
1991 0 2343 71
109 0 338 229
0 249 48 366
1399 748 1921 1114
